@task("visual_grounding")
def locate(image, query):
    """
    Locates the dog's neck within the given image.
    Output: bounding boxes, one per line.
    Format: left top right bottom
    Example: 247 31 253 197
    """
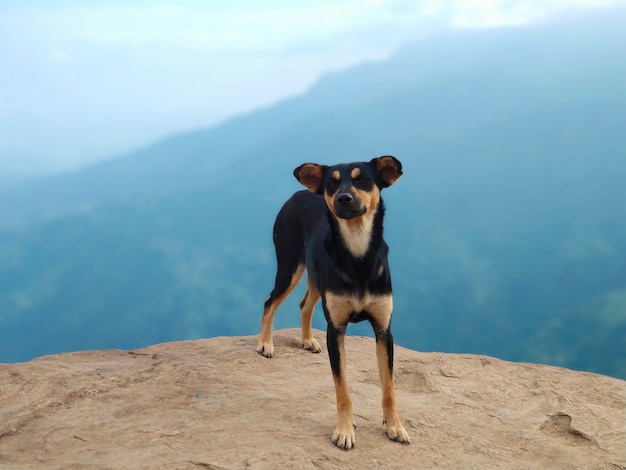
333 200 384 260
336 217 374 258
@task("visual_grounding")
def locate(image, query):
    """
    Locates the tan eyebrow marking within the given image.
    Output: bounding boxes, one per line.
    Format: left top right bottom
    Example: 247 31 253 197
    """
350 167 361 179
331 170 341 180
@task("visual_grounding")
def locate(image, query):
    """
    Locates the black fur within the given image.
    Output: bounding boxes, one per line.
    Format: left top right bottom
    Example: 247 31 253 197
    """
257 156 409 449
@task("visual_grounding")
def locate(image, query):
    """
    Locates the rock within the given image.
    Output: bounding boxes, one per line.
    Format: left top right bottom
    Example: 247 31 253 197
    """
1 329 624 469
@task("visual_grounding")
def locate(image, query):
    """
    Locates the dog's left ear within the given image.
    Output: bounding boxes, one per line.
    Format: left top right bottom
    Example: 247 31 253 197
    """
294 163 326 193
371 156 403 187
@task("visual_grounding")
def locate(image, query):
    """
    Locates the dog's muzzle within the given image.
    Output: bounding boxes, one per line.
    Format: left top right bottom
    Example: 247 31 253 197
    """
334 192 366 219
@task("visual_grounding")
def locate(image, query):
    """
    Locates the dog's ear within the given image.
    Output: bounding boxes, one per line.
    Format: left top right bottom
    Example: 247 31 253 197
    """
371 155 403 188
294 163 326 193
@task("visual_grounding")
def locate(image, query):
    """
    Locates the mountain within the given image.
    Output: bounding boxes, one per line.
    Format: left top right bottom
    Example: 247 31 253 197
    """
1 10 625 379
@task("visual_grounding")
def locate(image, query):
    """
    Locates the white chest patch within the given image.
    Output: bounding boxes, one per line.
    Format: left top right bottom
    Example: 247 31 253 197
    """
337 216 374 258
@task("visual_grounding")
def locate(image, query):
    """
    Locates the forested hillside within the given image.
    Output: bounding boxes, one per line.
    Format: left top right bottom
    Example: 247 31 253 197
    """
1 10 625 378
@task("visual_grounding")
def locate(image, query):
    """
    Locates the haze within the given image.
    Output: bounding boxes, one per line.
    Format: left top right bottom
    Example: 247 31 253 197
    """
1 0 623 184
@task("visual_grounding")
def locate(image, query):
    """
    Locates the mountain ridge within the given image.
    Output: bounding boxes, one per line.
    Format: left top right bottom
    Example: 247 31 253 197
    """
3 8 624 228
1 10 625 378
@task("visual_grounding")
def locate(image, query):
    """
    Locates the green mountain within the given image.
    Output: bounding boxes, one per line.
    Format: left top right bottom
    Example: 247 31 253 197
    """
1 10 625 378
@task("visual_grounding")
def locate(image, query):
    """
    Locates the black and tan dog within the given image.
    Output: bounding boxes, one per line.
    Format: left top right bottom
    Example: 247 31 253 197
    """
256 155 409 450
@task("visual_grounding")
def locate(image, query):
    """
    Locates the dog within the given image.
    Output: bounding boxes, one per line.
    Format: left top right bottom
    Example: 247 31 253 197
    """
256 155 409 450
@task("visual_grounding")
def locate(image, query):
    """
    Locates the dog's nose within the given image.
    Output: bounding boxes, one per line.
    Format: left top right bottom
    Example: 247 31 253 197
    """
337 192 354 206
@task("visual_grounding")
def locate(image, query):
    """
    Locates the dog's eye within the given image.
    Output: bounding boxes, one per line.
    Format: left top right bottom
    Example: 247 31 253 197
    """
326 179 339 192
353 176 368 186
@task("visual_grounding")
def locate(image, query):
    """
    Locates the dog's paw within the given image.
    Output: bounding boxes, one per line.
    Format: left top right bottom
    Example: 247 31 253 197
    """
256 341 274 358
332 423 356 450
385 422 410 445
302 337 322 353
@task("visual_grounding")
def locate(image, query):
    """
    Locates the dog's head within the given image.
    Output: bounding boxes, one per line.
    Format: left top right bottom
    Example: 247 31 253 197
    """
294 156 402 220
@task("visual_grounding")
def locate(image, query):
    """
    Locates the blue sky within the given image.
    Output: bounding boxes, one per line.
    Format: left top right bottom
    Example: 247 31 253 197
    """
1 0 624 178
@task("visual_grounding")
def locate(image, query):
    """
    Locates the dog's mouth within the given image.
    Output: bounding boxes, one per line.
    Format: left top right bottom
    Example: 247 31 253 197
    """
327 191 367 219
333 203 367 220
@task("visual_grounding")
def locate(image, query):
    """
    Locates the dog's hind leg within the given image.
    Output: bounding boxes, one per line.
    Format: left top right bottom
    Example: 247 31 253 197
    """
299 277 321 353
257 263 305 358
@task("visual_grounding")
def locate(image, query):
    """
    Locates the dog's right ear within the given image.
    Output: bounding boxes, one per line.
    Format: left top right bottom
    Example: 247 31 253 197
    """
294 163 326 193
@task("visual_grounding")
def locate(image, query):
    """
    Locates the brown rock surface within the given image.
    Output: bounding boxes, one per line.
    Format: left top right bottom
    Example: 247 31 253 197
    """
1 328 624 469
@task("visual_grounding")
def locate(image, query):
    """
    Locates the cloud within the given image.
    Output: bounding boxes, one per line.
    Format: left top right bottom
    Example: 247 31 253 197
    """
4 1 624 66
447 0 626 29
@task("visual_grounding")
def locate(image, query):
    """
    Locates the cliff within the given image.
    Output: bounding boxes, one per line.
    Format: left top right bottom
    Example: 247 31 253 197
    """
1 329 624 469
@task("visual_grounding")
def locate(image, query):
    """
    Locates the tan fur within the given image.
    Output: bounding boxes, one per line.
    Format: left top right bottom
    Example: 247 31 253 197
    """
376 340 408 442
299 277 321 353
334 184 380 258
257 264 306 357
325 291 393 329
323 191 335 214
297 164 324 193
377 264 385 278
331 338 356 449
375 156 403 186
336 217 373 258
325 291 408 445
262 156 408 448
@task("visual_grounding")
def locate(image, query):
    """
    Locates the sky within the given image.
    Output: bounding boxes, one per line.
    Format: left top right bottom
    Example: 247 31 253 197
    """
1 0 624 181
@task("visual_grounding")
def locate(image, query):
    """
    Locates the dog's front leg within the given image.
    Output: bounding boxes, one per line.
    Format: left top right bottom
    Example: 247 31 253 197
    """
375 327 410 444
327 322 355 449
